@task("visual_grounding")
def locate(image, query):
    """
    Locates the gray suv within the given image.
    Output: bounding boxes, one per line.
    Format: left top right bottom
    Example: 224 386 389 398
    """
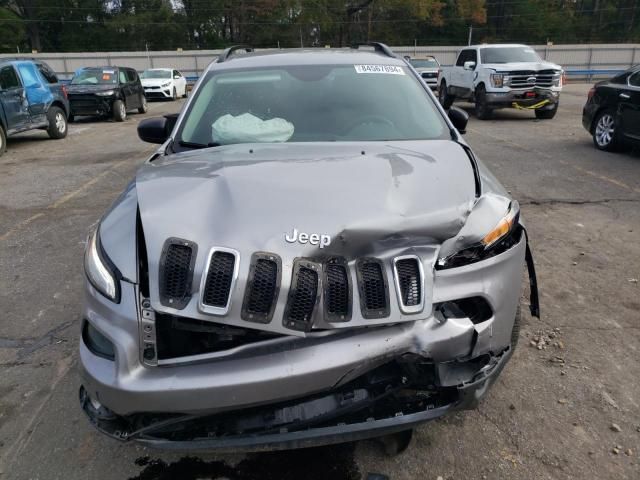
79 44 539 451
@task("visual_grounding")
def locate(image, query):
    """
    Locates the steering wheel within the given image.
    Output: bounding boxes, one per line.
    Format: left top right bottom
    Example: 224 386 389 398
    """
344 115 394 133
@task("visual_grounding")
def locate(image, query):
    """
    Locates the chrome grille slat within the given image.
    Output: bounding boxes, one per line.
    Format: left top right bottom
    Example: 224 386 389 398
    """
198 247 240 316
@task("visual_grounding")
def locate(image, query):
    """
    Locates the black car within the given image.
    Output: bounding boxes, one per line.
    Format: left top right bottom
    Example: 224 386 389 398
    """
67 66 147 122
582 65 640 151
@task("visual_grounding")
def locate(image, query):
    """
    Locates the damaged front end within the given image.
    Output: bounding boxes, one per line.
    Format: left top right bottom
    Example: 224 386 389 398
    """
79 140 539 450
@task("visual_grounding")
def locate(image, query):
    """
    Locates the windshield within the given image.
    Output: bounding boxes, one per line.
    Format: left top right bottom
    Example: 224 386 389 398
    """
177 64 447 147
480 47 541 64
141 69 171 79
410 59 439 69
71 68 118 85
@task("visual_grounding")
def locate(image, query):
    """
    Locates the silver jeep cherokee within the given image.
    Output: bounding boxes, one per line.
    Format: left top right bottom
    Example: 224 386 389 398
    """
79 43 539 451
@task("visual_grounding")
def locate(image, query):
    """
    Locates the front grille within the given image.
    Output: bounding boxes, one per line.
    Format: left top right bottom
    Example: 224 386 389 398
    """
356 259 390 319
201 249 238 314
284 260 320 331
421 72 438 79
507 70 560 88
242 253 281 323
394 256 423 313
159 238 197 309
323 258 351 322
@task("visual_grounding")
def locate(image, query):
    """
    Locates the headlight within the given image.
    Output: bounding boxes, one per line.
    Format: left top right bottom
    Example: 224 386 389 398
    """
490 73 504 88
161 82 171 87
437 202 521 270
95 90 115 96
553 72 562 87
84 228 120 302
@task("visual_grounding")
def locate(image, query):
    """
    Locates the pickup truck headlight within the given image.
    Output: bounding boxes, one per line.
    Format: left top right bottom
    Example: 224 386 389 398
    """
437 202 521 270
553 72 562 87
95 90 115 96
84 228 120 302
490 73 504 88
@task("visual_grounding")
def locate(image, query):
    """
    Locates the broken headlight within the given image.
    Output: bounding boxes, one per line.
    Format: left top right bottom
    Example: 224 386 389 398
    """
437 202 521 270
84 227 120 302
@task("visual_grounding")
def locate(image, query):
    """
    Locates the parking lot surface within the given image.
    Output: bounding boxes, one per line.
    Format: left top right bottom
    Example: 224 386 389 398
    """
0 85 639 479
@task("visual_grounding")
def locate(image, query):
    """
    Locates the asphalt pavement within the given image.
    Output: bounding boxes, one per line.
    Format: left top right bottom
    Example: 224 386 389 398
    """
0 84 639 480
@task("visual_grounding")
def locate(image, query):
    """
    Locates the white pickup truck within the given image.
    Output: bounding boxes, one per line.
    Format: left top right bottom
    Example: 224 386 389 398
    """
438 44 563 120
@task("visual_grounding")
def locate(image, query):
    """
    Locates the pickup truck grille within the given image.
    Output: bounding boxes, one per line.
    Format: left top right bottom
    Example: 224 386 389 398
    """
507 70 560 88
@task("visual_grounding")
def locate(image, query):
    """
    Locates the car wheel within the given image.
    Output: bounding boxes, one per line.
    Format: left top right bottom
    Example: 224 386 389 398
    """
182 86 188 98
113 99 126 122
510 304 522 349
475 85 492 120
592 110 620 151
172 87 177 101
535 103 558 120
46 106 68 139
0 125 6 157
439 81 454 109
138 95 148 114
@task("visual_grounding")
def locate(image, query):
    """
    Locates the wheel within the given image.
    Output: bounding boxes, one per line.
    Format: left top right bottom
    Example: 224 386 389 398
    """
112 99 126 122
138 95 148 114
0 125 6 157
535 103 558 120
172 87 177 101
475 85 492 120
46 106 67 139
592 110 620 151
510 304 522 349
438 81 454 109
182 86 188 98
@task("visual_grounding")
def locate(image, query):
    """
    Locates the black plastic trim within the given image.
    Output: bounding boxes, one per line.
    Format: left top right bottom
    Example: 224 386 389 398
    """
283 258 322 332
241 252 282 324
356 258 390 319
323 257 353 322
158 237 197 310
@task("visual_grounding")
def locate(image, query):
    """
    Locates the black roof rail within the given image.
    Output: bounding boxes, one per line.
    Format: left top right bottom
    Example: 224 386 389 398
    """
350 42 397 59
217 45 253 63
0 56 37 62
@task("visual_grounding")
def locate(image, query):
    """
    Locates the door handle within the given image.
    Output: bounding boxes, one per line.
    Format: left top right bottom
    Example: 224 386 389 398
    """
619 93 630 99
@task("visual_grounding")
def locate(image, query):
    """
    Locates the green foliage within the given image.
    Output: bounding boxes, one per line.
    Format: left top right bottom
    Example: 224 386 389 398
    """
0 0 637 53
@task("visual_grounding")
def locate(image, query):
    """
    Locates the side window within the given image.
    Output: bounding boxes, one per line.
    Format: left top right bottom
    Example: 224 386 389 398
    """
629 71 640 87
0 66 22 89
455 51 467 67
468 50 478 65
37 63 58 84
119 70 127 84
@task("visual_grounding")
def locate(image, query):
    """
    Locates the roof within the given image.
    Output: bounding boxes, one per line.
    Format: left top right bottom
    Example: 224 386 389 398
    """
209 48 406 72
468 44 531 49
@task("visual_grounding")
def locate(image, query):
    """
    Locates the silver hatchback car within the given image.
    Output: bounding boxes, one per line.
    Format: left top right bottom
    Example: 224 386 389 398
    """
79 43 539 451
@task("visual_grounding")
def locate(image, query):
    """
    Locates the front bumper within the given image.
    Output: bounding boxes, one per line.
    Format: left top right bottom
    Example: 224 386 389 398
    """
79 234 528 449
144 87 172 99
485 88 560 109
69 96 115 116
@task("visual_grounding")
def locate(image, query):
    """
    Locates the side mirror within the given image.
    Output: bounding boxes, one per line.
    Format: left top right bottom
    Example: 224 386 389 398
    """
138 114 178 144
463 61 476 71
448 106 468 134
174 75 180 79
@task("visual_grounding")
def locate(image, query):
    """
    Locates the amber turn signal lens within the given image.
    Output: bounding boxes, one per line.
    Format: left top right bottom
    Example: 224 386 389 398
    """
482 202 519 248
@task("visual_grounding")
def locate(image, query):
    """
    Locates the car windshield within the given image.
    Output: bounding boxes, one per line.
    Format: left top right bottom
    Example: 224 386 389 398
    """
177 64 447 147
71 68 118 85
410 59 439 68
480 47 541 64
141 69 171 79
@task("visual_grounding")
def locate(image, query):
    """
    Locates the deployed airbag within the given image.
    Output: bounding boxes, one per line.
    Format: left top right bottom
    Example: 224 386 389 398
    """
212 113 294 144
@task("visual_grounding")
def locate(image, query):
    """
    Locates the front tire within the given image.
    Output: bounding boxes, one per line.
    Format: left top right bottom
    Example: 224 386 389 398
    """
475 85 492 120
112 99 126 122
172 87 177 101
535 103 558 120
0 125 6 156
46 106 67 139
439 81 454 109
592 110 620 151
138 95 148 114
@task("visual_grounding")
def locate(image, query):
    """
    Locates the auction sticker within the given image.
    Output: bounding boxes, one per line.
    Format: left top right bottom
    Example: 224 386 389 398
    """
354 65 405 75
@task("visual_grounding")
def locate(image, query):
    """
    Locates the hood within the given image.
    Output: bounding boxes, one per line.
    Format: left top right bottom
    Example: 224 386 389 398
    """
67 84 118 95
484 61 562 72
141 78 172 87
136 141 477 260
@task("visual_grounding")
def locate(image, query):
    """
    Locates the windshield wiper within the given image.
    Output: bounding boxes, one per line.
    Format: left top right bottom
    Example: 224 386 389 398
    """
177 140 221 149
